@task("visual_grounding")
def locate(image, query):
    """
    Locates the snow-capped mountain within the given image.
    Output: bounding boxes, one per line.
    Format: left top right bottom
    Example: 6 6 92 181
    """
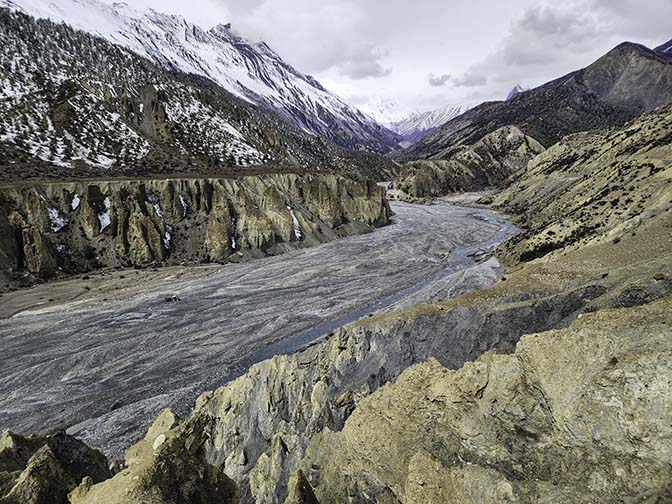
506 84 528 100
386 104 474 145
358 98 415 128
1 0 400 153
0 8 397 181
655 38 672 55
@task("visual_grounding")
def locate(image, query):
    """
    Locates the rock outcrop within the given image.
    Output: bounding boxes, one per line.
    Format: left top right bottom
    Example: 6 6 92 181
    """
0 431 111 504
298 296 672 503
395 126 545 198
69 409 238 504
0 173 390 289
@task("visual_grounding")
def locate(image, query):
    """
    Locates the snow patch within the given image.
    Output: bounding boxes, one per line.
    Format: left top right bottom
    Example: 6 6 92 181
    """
39 194 68 232
288 206 302 240
98 196 111 232
178 194 188 216
47 206 68 232
71 193 81 210
147 194 164 218
163 227 171 249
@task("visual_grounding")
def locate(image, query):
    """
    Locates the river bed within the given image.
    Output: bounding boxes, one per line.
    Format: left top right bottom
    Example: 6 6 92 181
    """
0 199 517 458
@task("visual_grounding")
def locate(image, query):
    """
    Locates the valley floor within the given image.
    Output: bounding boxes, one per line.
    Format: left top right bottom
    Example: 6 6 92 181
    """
0 199 516 460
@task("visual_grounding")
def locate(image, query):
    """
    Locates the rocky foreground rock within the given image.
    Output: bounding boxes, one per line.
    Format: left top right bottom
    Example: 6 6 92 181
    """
0 173 390 290
299 296 672 503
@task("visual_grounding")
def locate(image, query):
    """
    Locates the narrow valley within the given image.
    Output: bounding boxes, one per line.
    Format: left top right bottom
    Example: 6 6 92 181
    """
0 199 514 460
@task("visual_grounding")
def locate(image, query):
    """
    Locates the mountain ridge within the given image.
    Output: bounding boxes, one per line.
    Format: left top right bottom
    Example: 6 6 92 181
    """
388 103 474 145
395 40 672 163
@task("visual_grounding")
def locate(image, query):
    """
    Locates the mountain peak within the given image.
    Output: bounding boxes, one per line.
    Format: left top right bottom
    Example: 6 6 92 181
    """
506 84 527 100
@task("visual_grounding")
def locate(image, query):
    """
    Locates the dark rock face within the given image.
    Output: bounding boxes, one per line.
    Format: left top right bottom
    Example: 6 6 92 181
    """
0 174 390 287
396 42 672 162
0 431 111 504
655 37 672 56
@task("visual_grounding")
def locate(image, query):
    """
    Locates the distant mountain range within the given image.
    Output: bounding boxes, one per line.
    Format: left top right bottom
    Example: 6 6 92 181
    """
388 104 473 145
506 84 528 100
360 99 474 145
1 0 400 154
396 40 672 162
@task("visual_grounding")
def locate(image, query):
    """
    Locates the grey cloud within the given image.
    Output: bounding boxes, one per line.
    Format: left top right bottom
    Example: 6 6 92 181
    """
448 1 612 100
338 46 392 79
219 0 393 79
428 70 487 88
450 71 488 87
340 61 392 80
428 73 450 87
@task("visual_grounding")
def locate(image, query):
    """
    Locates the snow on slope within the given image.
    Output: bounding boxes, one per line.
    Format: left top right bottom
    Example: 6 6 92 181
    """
1 0 399 152
506 84 528 100
359 99 475 145
655 38 672 55
384 103 474 145
358 98 415 127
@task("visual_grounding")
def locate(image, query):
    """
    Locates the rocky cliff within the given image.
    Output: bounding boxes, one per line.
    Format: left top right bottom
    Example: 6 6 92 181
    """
0 173 390 289
394 126 545 198
299 296 672 503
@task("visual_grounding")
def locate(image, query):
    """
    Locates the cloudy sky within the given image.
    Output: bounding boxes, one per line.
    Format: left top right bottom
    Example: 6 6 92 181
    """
104 0 672 114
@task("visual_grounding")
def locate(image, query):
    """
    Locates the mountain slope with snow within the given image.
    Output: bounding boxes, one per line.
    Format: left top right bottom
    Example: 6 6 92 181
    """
506 84 527 100
0 8 398 181
1 0 400 153
357 98 414 127
388 104 473 145
655 38 672 55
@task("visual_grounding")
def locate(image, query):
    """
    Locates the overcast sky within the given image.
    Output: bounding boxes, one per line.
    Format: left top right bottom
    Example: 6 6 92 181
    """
104 0 672 113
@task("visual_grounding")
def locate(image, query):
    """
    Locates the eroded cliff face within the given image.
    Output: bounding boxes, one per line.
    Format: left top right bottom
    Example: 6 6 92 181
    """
0 174 390 288
394 126 545 198
298 296 672 503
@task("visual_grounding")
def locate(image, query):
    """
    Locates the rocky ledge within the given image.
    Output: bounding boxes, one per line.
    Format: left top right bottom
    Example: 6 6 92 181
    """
0 173 390 289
